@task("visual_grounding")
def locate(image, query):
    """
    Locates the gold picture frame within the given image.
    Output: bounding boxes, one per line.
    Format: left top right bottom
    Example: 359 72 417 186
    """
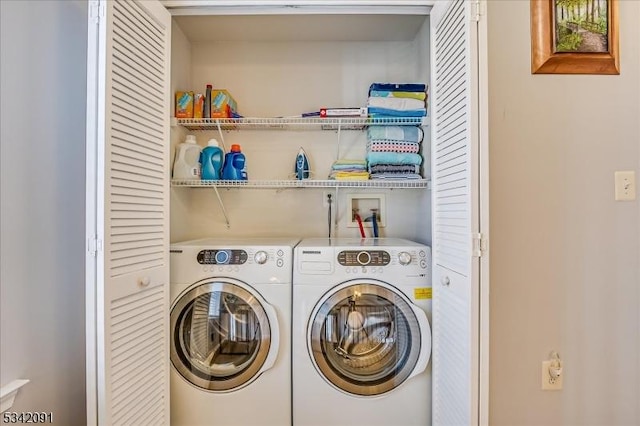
531 0 619 74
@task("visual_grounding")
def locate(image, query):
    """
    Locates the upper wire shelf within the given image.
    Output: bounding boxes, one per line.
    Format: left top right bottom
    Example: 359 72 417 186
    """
171 179 430 189
173 116 428 131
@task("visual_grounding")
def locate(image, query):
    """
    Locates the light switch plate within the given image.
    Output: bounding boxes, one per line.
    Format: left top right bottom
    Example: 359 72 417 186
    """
615 171 636 201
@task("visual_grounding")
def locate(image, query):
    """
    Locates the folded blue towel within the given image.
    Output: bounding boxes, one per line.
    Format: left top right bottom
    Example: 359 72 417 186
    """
331 160 367 171
367 126 423 143
369 83 427 93
368 107 426 117
367 152 423 166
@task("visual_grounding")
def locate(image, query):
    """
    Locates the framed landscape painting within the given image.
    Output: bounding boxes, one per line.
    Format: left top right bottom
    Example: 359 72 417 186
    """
531 0 619 74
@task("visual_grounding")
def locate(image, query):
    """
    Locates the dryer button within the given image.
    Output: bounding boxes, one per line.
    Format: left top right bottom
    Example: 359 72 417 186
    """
276 259 284 267
420 260 427 269
277 249 284 257
218 266 224 272
419 250 426 258
362 267 367 274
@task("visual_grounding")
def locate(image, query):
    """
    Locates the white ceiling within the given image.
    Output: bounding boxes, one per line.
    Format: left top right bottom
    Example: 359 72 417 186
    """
173 14 428 42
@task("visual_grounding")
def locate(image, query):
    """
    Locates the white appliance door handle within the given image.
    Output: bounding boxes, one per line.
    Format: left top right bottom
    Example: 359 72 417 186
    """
258 302 280 374
407 304 432 380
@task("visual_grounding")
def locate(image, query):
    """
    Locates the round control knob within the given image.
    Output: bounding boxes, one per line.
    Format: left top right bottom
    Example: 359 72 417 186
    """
215 250 230 265
398 251 412 265
356 251 371 266
254 250 268 264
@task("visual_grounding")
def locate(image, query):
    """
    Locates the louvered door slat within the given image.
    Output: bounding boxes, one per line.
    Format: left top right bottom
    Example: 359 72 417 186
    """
111 97 164 134
111 232 162 243
110 226 163 237
88 0 170 424
111 93 164 130
109 284 167 425
118 0 164 42
112 56 164 105
111 151 163 176
431 0 480 425
111 111 164 140
112 22 164 72
111 69 164 110
115 7 164 61
112 33 163 80
112 194 162 208
112 54 163 101
113 15 163 65
113 151 163 176
437 37 466 81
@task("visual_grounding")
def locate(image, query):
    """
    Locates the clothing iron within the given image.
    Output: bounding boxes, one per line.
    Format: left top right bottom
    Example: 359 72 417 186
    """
295 147 310 180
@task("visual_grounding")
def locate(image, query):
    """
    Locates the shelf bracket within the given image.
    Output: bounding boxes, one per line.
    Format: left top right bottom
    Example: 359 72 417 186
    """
212 186 231 229
215 120 227 152
334 186 340 228
336 123 342 159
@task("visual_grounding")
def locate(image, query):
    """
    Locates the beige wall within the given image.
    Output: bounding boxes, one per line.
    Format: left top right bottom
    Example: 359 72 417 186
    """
487 1 640 425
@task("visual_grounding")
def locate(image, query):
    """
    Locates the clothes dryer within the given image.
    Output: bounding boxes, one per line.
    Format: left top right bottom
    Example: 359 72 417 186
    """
170 238 298 426
293 238 432 426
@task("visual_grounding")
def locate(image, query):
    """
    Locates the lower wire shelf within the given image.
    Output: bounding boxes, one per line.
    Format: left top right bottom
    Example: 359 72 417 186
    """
171 179 430 189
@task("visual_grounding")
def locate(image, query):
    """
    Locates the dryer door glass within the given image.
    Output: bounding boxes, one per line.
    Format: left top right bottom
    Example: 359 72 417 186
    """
171 281 272 391
309 283 422 396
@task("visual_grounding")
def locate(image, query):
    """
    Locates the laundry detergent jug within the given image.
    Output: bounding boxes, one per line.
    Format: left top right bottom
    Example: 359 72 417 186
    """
200 138 224 180
172 135 201 180
222 144 247 180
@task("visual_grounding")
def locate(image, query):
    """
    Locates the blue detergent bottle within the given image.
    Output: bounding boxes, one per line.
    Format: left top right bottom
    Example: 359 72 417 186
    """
222 144 247 180
200 138 224 180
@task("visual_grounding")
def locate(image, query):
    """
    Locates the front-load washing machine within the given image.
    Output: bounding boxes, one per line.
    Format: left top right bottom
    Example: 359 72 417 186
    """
293 238 432 426
170 238 298 426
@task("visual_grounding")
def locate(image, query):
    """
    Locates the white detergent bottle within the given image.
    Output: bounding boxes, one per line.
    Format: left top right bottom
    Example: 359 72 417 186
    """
172 135 201 180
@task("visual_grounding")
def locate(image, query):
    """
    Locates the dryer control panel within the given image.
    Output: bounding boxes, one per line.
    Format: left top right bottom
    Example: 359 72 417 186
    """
197 249 248 265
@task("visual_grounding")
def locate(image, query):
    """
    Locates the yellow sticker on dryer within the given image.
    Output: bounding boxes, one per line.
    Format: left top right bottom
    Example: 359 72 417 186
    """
414 287 432 300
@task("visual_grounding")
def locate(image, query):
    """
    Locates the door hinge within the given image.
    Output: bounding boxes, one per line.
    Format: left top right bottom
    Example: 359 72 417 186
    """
472 233 487 257
89 1 104 24
88 236 103 257
472 0 484 22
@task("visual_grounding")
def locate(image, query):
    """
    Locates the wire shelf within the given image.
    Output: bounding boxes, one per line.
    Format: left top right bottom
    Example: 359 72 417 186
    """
171 179 430 189
173 116 428 131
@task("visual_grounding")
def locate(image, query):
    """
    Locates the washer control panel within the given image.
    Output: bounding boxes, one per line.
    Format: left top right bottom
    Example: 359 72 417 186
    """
197 249 248 265
338 250 391 266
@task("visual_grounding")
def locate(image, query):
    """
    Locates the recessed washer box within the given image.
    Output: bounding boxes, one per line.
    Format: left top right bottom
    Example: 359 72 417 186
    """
347 193 386 228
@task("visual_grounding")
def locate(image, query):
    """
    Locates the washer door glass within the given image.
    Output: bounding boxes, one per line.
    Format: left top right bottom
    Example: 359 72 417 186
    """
171 281 272 391
308 283 422 396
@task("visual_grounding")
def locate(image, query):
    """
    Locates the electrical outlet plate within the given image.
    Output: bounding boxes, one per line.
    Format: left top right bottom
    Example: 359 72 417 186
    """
347 194 386 228
541 360 563 390
614 170 636 201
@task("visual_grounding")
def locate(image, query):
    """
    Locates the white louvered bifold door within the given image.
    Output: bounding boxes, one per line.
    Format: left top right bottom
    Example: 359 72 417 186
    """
430 0 481 425
86 1 171 425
